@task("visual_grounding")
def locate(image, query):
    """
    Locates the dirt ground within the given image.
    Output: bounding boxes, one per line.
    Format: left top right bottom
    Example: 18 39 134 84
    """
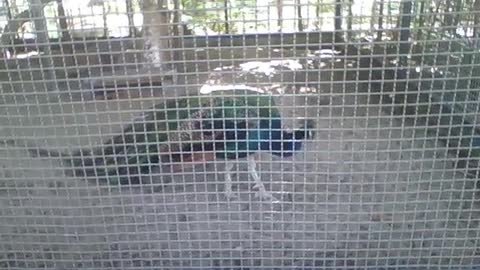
0 47 479 269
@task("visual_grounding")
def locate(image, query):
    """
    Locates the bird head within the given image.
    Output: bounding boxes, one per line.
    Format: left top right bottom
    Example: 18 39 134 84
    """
295 118 316 140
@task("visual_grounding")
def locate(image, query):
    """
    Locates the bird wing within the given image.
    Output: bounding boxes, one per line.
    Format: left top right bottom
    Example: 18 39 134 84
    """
16 88 281 184
85 96 222 178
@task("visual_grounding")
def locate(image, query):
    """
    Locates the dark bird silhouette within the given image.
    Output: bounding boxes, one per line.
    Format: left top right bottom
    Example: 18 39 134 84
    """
3 87 315 200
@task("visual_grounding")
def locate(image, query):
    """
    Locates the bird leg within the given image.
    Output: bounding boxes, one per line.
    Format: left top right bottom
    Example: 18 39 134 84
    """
248 155 277 201
224 162 236 199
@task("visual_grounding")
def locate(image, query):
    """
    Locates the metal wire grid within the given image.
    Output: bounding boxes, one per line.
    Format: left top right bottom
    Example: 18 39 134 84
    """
0 0 480 269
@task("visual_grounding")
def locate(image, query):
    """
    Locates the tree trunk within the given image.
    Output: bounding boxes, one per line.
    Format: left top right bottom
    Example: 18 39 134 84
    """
443 0 454 33
56 0 70 41
346 0 353 40
9 0 18 15
1 0 12 58
254 0 258 31
126 0 136 37
376 0 384 41
223 0 229 33
425 2 441 40
452 0 463 34
1 0 55 52
102 2 108 37
387 0 393 27
415 0 425 40
4 0 12 21
296 0 303 31
334 0 343 43
56 0 73 65
370 0 376 31
172 0 180 35
429 2 442 30
277 0 282 32
1 9 29 57
170 0 181 64
142 0 172 71
28 0 57 91
474 0 480 46
399 0 413 64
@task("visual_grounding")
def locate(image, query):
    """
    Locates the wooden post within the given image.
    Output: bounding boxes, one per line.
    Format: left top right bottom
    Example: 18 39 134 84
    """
126 0 136 37
142 0 172 71
376 0 384 41
56 0 70 41
334 0 343 43
223 0 229 33
28 0 58 92
4 0 12 21
399 0 413 62
277 0 282 32
296 0 303 31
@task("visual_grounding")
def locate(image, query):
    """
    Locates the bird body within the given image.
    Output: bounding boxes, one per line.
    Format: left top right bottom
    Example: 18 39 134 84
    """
10 87 314 200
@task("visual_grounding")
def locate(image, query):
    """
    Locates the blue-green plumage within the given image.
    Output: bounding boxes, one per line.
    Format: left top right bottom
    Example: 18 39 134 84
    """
13 88 314 198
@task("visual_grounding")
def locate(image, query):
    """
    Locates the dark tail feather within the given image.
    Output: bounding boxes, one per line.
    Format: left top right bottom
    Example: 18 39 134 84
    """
0 139 134 184
1 139 95 177
62 144 154 185
1 139 65 158
27 147 64 158
0 139 16 147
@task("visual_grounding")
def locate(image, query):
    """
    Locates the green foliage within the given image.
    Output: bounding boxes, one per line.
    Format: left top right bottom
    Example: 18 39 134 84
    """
180 0 257 34
309 0 335 14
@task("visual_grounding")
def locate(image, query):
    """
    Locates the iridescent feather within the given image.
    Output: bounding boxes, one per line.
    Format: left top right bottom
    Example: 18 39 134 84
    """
5 88 314 200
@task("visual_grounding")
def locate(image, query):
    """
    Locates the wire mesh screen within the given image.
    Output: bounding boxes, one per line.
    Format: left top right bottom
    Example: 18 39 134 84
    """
1 0 480 269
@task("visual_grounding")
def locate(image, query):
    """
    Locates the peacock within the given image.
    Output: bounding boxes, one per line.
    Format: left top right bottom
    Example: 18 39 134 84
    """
5 86 315 200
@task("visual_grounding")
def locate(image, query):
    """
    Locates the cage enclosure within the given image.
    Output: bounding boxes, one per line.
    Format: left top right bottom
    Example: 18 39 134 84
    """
0 0 479 269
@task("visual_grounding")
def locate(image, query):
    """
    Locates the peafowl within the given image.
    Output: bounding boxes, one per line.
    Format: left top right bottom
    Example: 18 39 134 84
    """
7 87 315 200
